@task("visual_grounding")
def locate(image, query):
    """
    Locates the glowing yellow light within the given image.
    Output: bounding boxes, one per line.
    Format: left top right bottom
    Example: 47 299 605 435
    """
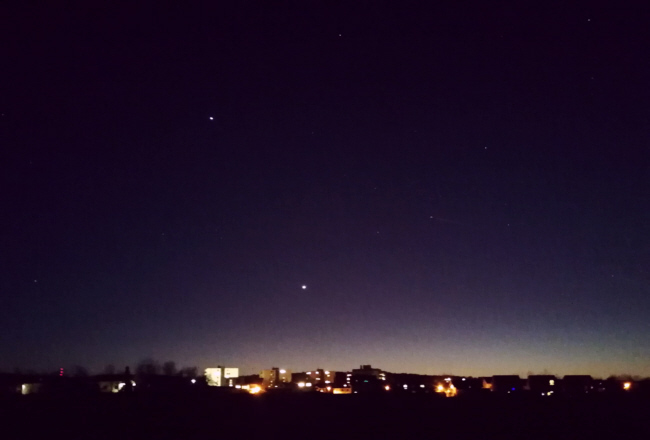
249 386 262 394
623 382 631 390
385 385 390 391
437 385 444 392
298 382 305 388
279 369 286 374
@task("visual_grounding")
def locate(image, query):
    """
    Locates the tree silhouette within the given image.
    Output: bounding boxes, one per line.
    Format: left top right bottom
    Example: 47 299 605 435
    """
72 365 89 377
179 366 199 378
136 358 160 376
162 361 177 376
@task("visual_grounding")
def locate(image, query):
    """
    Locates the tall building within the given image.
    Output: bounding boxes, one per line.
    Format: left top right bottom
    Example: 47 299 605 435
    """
205 367 239 386
260 367 292 388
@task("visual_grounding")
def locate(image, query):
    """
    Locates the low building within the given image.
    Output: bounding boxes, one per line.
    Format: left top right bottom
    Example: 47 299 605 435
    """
562 375 594 395
260 367 292 388
304 369 336 387
527 375 557 396
205 367 239 387
491 375 523 393
351 365 386 393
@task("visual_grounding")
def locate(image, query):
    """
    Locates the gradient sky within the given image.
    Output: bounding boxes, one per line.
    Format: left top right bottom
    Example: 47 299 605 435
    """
1 3 648 378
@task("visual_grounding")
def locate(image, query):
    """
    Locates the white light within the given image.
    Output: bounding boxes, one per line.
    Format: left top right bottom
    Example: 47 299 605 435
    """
235 385 242 389
298 382 305 388
325 371 330 374
279 369 286 374
302 285 307 289
549 380 555 386
325 380 330 384
191 379 196 384
462 378 466 381
306 382 312 387
209 117 214 120
307 372 311 374
403 384 408 389
541 393 545 396
420 385 425 388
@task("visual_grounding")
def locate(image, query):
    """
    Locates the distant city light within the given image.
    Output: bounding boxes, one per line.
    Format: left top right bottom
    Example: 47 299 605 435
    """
191 379 196 384
385 385 390 391
298 382 305 388
403 384 408 389
279 369 286 374
306 383 312 387
249 386 262 394
623 382 632 391
302 285 307 289
209 117 214 120
549 380 555 386
420 385 425 388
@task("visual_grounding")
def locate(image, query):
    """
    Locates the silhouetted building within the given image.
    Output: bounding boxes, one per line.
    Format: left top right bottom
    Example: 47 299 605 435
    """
562 375 593 395
527 375 557 396
351 365 385 393
491 375 523 393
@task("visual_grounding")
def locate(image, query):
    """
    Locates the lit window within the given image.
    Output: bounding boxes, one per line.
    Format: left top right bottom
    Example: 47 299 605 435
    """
549 380 555 386
420 385 425 388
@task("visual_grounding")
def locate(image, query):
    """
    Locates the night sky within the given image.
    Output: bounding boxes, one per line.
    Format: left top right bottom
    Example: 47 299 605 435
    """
1 3 648 378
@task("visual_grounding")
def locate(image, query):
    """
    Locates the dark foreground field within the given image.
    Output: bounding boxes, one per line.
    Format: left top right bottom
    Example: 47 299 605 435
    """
2 392 648 439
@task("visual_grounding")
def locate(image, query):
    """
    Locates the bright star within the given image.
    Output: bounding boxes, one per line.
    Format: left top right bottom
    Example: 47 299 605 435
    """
302 285 307 290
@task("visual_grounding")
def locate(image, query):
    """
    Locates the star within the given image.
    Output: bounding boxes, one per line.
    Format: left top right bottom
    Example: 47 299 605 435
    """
302 285 307 290
209 117 214 120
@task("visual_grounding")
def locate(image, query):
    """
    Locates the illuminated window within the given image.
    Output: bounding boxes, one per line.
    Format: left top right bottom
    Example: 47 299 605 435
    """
549 380 555 386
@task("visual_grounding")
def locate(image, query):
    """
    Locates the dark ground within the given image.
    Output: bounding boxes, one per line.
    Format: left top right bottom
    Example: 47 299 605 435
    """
2 392 648 439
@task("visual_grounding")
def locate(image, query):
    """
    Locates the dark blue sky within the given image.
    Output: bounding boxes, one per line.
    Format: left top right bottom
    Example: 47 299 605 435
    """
1 2 648 377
